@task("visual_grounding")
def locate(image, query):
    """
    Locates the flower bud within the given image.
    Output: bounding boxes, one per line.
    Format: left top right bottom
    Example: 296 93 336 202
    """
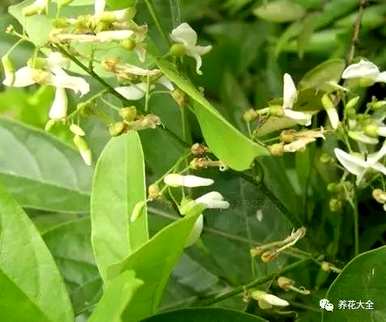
44 119 56 132
372 189 386 204
269 105 284 117
191 143 208 156
73 135 92 166
346 107 356 119
251 290 289 309
121 39 136 51
119 106 137 121
277 277 294 290
148 184 160 200
329 198 342 212
364 124 379 138
268 143 284 157
69 124 85 136
164 174 214 188
170 43 187 57
320 152 332 164
49 88 68 120
130 201 146 222
243 109 258 122
261 250 278 262
327 183 338 193
109 122 126 137
346 96 360 110
280 130 296 143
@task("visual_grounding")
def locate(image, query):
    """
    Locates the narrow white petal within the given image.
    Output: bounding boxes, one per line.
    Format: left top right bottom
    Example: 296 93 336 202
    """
325 106 340 129
195 191 230 209
158 76 174 91
96 30 134 42
348 131 379 145
377 127 386 137
185 215 204 247
283 73 297 109
49 87 68 120
123 64 160 76
3 66 37 87
115 83 147 101
375 71 386 83
170 22 198 47
334 148 365 176
80 149 92 166
49 68 90 96
46 52 70 70
94 0 106 16
371 162 386 176
342 59 380 80
283 109 312 126
367 143 386 164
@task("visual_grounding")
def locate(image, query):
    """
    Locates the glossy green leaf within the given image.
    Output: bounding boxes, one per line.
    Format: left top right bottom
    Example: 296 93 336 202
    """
253 0 305 23
91 131 148 281
0 118 91 213
88 271 143 322
323 246 386 322
299 59 346 92
0 184 73 322
157 59 269 171
107 212 201 322
144 308 267 322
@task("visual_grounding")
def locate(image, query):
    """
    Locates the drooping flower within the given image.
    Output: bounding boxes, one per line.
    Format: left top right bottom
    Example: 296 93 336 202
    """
2 66 46 87
282 73 313 126
115 83 148 101
321 94 340 130
185 214 204 247
283 128 325 153
342 59 386 86
251 290 290 309
164 174 214 188
73 135 92 166
170 23 212 75
49 87 68 120
334 144 386 185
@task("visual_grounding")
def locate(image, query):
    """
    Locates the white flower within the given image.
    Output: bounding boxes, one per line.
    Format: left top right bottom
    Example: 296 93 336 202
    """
170 23 212 75
49 87 68 120
164 174 214 188
342 59 386 85
195 191 230 209
321 94 340 130
251 290 290 309
185 214 204 247
73 135 92 166
282 73 312 126
334 144 386 185
47 67 90 96
96 30 134 42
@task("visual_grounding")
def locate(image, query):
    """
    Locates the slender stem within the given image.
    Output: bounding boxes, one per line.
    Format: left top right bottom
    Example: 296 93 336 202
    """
144 0 170 44
346 0 368 64
53 44 130 103
349 197 360 256
198 259 311 305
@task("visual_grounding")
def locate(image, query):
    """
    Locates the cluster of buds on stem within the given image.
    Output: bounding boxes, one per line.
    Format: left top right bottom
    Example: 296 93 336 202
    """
250 227 306 262
268 128 325 156
326 181 353 212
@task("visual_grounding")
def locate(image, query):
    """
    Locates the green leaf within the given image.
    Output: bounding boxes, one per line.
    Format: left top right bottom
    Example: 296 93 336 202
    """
9 0 52 47
0 118 92 213
107 212 201 322
299 59 346 92
91 131 148 281
0 184 73 322
253 0 305 23
144 308 267 322
107 0 137 10
157 59 269 171
323 246 386 322
88 271 143 322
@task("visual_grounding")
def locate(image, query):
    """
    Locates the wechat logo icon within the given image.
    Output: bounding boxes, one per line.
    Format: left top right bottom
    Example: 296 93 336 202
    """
320 298 334 312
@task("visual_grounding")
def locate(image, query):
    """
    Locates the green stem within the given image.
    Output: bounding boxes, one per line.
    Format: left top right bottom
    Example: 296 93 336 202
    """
144 0 170 45
350 197 360 256
198 259 311 305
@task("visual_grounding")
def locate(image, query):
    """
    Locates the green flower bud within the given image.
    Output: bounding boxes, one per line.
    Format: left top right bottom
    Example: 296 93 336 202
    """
329 198 342 212
364 123 379 138
1 54 15 86
44 119 56 132
170 43 187 57
320 152 332 164
121 38 136 51
119 106 137 121
269 105 284 117
243 109 258 122
372 101 386 110
268 143 284 156
321 94 334 110
346 96 360 110
346 107 356 119
130 201 146 222
327 183 337 193
69 124 86 136
109 122 126 137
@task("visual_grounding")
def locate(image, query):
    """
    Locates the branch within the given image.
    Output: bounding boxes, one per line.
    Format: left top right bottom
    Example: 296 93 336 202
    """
346 0 368 64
